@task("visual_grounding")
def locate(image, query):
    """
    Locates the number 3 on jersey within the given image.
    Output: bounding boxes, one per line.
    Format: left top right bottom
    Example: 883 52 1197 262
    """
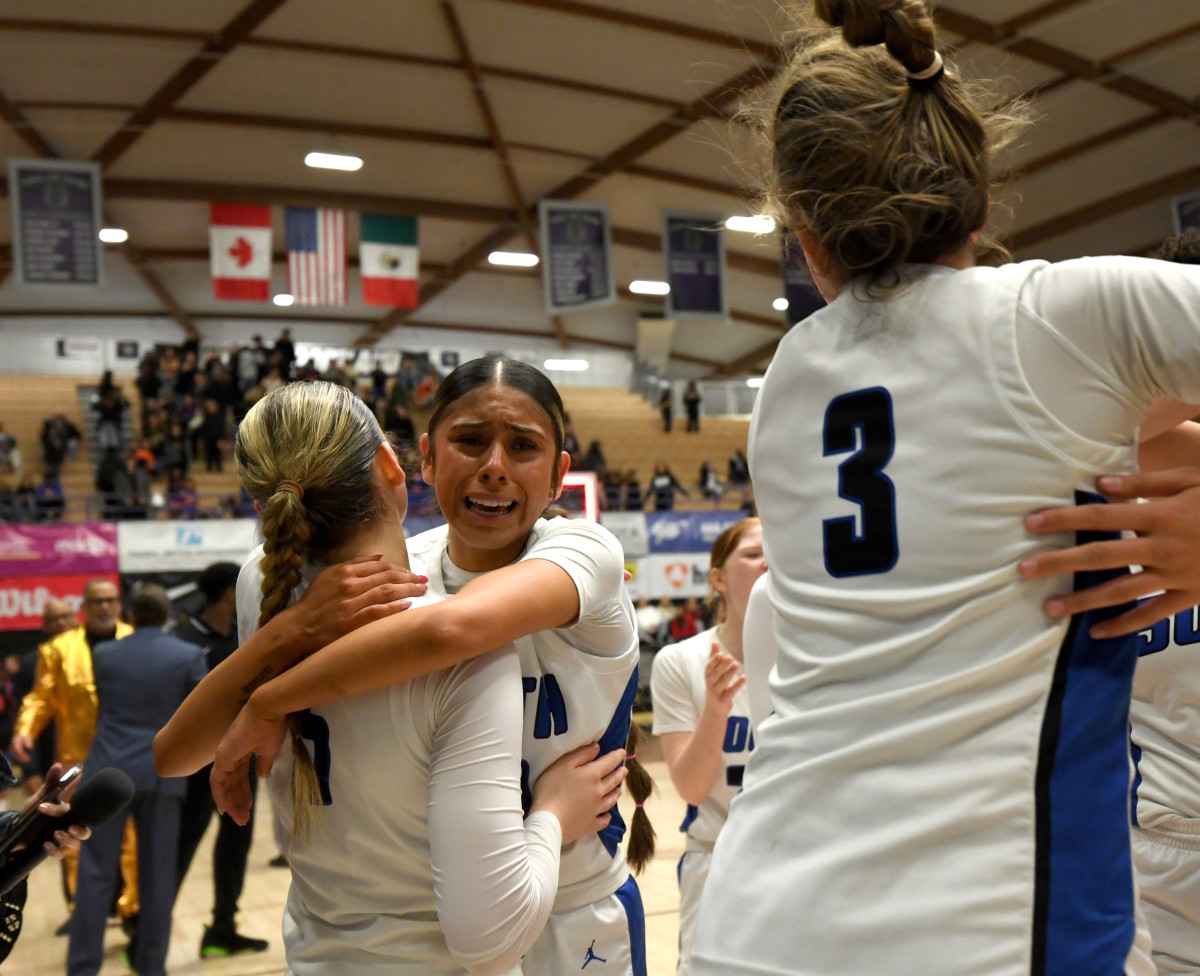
823 387 898 577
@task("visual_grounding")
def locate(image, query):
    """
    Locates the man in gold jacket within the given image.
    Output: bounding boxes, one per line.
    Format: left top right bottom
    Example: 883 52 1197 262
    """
11 579 139 931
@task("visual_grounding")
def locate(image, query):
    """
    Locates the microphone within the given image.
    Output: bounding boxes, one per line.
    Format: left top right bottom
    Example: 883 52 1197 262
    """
0 768 134 896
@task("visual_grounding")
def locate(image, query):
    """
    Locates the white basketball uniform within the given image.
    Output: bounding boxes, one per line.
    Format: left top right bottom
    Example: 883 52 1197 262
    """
236 550 561 976
650 627 754 976
741 575 777 731
1129 608 1200 974
691 257 1200 976
408 516 645 976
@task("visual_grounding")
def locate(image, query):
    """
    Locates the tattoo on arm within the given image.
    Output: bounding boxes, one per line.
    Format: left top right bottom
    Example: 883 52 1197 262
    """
238 666 274 706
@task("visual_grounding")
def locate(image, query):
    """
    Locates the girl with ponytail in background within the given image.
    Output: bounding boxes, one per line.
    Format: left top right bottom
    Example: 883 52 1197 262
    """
687 3 1200 976
159 359 655 976
650 517 766 976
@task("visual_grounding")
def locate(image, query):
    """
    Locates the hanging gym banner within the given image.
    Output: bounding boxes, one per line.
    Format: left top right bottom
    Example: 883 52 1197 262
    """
7 157 105 287
781 233 826 327
540 200 616 315
663 211 726 318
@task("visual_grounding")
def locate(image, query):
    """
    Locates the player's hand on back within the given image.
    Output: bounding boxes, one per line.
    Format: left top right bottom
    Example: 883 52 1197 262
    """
292 553 427 654
531 743 628 845
1020 468 1200 638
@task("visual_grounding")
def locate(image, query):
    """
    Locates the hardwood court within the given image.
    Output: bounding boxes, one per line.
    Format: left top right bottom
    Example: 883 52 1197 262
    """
7 754 687 976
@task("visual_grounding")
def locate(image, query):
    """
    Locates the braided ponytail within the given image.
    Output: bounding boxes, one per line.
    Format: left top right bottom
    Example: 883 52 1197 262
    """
815 0 937 75
623 720 657 874
235 381 388 845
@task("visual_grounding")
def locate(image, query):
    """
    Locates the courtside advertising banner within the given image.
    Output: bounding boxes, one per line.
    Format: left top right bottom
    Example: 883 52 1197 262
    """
0 572 119 631
8 157 104 287
645 511 746 554
599 511 650 558
539 200 616 315
118 520 259 573
638 554 711 599
663 211 726 318
0 523 119 577
782 233 826 327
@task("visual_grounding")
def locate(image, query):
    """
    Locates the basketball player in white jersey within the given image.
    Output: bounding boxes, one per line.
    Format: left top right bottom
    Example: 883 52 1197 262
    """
687 5 1200 976
157 382 627 976
161 359 654 976
650 518 765 975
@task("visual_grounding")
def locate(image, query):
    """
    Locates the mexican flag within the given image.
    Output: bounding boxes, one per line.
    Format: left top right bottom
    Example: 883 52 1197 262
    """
360 213 418 307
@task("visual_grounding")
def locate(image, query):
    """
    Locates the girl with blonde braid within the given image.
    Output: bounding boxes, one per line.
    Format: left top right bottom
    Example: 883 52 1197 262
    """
158 381 626 976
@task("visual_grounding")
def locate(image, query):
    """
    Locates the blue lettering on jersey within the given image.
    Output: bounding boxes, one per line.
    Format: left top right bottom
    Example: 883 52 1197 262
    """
521 673 569 739
723 716 755 788
1134 602 1200 656
297 710 333 806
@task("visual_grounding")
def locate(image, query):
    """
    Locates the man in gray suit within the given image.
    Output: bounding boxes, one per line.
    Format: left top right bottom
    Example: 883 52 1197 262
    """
67 586 206 976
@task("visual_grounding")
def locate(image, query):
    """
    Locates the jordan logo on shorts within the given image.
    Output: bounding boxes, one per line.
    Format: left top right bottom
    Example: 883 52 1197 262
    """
581 940 607 969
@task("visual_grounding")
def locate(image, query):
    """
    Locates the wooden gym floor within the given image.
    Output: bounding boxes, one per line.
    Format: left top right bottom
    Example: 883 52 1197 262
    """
7 754 688 976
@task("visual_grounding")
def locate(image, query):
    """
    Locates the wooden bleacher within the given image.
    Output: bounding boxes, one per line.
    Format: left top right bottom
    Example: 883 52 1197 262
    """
558 387 751 510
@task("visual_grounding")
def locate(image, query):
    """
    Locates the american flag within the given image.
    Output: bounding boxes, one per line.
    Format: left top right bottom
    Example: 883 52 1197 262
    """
286 206 346 305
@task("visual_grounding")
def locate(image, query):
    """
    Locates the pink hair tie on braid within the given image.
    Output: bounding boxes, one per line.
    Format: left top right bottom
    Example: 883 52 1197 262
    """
275 479 305 500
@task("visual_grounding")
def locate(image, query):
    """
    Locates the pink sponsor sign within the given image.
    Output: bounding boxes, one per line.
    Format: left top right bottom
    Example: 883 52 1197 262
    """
0 523 119 577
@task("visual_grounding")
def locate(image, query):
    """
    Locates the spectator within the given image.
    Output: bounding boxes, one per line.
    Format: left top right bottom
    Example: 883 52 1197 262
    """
40 413 81 480
562 415 581 467
699 460 725 503
165 470 199 520
0 423 21 476
274 328 296 379
158 421 190 478
93 380 128 454
250 335 269 383
95 449 123 520
623 470 645 510
669 597 704 643
414 362 440 411
177 350 197 402
381 402 416 452
602 470 624 511
35 471 65 522
173 563 270 959
635 597 666 650
391 353 422 409
11 476 37 522
683 381 702 433
180 324 201 362
197 399 226 472
582 440 607 473
158 347 181 406
649 461 689 511
67 585 206 976
370 360 390 403
112 453 152 520
728 449 750 492
134 355 162 432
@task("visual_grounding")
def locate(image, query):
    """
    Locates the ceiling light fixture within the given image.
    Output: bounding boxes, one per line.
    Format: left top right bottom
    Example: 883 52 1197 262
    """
305 151 363 172
746 377 765 388
725 215 776 234
773 297 789 311
488 251 539 268
98 228 128 244
544 359 589 371
273 293 295 307
629 280 670 296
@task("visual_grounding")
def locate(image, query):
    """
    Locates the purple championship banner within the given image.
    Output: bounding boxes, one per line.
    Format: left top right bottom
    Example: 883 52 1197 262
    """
1173 192 1200 235
539 200 616 315
8 157 105 287
663 211 726 318
781 233 826 327
0 523 119 577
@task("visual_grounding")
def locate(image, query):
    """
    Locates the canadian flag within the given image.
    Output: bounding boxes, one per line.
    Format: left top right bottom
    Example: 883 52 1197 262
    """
210 203 272 301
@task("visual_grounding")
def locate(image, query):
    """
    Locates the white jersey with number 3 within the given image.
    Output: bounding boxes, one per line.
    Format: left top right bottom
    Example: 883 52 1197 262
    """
692 257 1200 976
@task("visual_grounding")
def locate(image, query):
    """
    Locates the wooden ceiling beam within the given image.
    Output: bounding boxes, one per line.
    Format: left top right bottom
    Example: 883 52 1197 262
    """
1005 111 1170 181
480 0 777 58
1009 162 1200 251
997 0 1093 34
934 8 1196 120
91 0 294 169
439 0 565 347
0 84 57 157
359 59 777 346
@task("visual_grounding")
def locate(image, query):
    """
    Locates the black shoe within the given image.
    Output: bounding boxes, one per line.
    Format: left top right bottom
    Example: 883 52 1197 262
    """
120 914 138 940
200 927 269 958
54 917 71 937
268 853 288 868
